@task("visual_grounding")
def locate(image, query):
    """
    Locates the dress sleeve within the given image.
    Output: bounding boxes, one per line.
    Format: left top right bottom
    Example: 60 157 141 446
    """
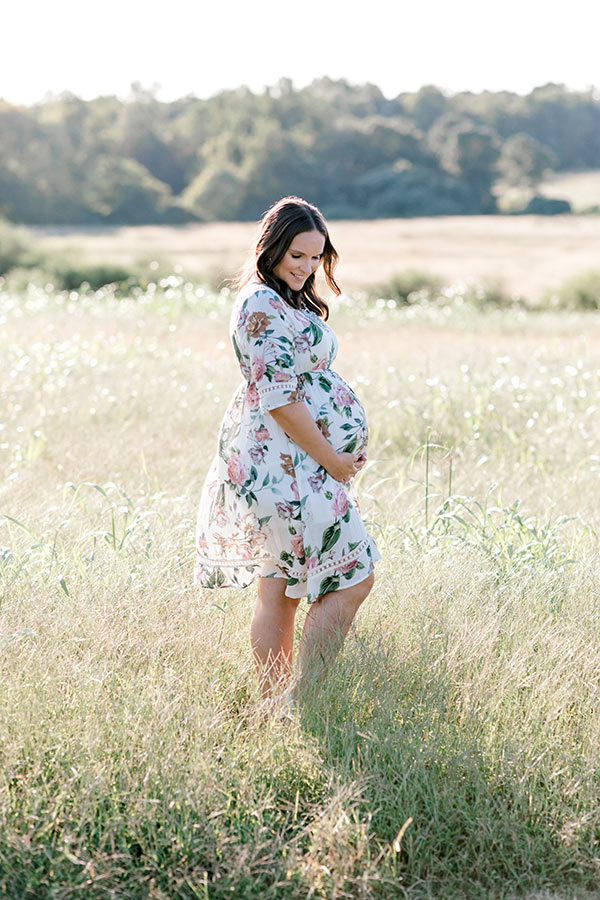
236 287 306 413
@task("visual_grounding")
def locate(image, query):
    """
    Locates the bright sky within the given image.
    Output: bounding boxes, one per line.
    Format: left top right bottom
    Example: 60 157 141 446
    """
3 0 599 105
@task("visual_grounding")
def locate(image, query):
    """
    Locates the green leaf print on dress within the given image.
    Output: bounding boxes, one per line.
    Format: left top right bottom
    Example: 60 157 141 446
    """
321 522 342 554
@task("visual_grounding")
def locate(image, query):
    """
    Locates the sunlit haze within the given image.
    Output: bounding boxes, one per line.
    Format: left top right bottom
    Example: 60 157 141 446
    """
3 0 600 105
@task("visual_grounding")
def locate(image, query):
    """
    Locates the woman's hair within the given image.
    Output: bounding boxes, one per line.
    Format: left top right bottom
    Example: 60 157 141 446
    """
229 196 341 320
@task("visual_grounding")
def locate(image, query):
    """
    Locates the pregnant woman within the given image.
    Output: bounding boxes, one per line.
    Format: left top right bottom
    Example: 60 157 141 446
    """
194 196 381 716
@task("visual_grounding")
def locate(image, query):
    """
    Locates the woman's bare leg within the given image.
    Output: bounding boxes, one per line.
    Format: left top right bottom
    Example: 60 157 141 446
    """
295 572 375 702
250 577 300 700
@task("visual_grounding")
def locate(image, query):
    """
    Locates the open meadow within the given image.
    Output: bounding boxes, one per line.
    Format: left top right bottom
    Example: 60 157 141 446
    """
1 272 600 898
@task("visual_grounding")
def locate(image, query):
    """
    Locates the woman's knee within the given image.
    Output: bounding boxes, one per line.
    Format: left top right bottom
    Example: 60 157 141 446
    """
257 577 300 611
322 571 374 608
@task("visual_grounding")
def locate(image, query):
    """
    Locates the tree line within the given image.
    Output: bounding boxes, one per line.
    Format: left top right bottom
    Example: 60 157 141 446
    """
1 78 598 224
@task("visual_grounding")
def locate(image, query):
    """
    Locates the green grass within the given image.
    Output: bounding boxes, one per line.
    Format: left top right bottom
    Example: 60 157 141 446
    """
1 279 599 898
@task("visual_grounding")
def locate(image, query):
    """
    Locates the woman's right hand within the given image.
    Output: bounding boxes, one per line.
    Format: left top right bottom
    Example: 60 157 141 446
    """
326 452 363 483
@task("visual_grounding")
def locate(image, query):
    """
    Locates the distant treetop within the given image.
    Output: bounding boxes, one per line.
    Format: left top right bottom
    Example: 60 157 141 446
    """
1 80 592 224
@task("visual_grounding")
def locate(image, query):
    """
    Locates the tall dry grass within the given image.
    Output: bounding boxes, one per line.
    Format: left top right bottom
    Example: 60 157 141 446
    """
1 280 599 898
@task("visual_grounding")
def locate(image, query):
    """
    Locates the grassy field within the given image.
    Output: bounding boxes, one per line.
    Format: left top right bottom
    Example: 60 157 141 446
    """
1 278 600 898
496 171 600 216
538 170 600 211
30 213 600 303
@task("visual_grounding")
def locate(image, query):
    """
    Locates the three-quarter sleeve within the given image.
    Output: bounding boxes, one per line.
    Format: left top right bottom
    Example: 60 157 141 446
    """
236 288 306 413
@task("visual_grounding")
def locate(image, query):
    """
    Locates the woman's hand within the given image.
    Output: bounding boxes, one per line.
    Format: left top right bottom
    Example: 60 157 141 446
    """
327 452 366 483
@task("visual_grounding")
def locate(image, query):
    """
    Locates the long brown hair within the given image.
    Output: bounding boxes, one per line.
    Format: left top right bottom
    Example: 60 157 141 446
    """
229 196 341 320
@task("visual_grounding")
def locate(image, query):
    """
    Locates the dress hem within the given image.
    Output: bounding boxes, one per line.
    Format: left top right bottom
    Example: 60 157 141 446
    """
195 536 370 581
194 535 381 604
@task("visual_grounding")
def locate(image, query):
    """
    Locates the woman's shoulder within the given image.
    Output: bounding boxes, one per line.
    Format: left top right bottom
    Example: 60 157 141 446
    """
237 277 279 300
229 278 291 339
236 278 289 315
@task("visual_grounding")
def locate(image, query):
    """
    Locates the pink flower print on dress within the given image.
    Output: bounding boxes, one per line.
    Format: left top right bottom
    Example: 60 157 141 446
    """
251 355 267 382
247 383 260 409
207 478 218 499
227 452 248 485
332 381 354 409
254 426 271 442
249 445 266 464
275 500 295 519
241 513 259 537
236 542 254 559
337 557 358 575
332 486 349 518
240 515 267 548
290 479 300 500
197 534 208 551
215 507 228 527
313 358 329 370
306 555 318 570
274 371 292 383
268 295 285 312
290 533 305 558
293 333 312 352
308 471 324 492
213 533 229 553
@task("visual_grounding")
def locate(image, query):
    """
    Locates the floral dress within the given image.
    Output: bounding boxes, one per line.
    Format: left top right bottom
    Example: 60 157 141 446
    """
193 277 381 604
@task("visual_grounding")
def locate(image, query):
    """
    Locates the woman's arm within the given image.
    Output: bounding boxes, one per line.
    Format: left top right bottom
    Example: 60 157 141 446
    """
269 401 359 482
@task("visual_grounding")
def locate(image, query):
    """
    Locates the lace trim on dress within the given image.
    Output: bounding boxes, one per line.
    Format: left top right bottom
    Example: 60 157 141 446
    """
196 536 370 580
258 381 299 395
256 375 307 408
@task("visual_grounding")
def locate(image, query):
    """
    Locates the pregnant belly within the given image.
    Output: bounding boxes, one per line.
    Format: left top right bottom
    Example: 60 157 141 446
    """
304 371 369 457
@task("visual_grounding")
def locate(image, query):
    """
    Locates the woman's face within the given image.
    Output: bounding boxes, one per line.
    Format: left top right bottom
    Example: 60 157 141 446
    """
272 229 325 291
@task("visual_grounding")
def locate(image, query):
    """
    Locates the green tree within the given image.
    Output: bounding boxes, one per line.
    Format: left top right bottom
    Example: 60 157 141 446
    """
497 132 557 188
429 115 500 211
182 162 244 221
83 156 173 223
117 83 186 192
3 79 600 223
235 122 320 219
401 85 448 131
354 160 476 217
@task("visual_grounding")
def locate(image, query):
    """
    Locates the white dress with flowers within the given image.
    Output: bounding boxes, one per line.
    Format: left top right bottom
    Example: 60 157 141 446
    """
194 278 381 604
